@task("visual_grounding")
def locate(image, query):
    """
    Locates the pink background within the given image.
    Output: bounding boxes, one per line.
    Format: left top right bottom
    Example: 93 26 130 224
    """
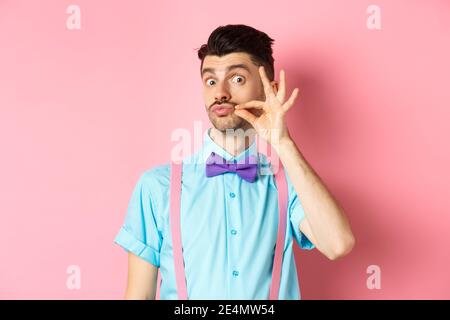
1 0 449 299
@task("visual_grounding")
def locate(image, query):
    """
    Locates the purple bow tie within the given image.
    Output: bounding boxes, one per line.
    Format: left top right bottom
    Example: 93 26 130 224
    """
205 152 258 183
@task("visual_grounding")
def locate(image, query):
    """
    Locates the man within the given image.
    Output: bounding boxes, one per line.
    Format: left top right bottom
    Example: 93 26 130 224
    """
114 24 355 300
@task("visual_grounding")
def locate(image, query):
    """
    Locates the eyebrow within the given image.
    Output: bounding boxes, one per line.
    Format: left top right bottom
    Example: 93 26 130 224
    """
201 64 252 77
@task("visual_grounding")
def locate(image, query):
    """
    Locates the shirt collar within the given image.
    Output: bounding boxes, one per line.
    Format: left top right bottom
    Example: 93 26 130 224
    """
200 127 259 164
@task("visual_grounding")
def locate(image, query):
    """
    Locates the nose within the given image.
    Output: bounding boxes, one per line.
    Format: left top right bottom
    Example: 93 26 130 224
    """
214 82 231 103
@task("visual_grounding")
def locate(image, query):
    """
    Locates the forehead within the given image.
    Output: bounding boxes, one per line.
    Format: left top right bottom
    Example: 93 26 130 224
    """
201 52 258 76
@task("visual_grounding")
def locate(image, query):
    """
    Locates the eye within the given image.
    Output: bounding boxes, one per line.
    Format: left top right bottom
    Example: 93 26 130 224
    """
205 79 216 86
232 75 245 84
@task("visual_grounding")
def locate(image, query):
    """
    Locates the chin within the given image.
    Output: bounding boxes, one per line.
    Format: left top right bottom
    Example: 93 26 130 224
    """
209 113 248 132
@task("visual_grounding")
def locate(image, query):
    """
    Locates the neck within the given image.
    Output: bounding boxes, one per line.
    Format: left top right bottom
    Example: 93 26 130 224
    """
209 127 256 157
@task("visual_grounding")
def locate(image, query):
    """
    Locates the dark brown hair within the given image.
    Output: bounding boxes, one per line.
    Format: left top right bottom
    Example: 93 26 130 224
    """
197 24 275 81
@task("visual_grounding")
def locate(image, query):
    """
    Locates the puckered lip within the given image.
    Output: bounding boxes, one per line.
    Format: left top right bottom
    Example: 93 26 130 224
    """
211 104 234 112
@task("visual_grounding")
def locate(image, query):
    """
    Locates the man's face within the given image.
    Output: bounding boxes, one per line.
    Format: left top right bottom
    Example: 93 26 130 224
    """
201 52 274 132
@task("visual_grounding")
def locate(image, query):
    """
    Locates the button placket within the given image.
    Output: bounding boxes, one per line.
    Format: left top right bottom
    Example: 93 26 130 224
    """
225 170 241 285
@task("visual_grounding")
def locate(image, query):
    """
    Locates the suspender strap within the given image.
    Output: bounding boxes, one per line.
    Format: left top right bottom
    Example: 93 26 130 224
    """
170 161 188 299
269 164 288 300
156 268 161 299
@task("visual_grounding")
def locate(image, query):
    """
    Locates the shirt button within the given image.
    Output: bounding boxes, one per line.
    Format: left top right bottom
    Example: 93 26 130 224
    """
231 229 237 235
229 192 236 198
232 270 239 277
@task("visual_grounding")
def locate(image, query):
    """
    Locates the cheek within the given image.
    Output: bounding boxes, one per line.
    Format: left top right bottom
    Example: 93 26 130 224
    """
232 83 260 101
203 89 213 103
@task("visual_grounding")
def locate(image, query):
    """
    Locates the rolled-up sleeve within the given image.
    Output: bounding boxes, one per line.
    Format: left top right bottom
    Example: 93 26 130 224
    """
114 171 162 267
286 172 315 250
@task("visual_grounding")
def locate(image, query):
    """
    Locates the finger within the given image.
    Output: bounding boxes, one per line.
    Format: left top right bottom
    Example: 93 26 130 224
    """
235 104 264 110
282 88 300 112
235 100 265 109
236 100 270 112
277 69 286 103
234 109 258 126
259 66 275 99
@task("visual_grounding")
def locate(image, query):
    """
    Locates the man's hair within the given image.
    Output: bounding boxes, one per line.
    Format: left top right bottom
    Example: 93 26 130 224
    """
197 24 275 81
